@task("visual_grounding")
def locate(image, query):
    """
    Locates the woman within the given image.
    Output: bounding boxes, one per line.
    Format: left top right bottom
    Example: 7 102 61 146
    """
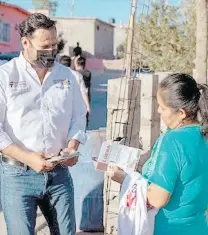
109 73 208 235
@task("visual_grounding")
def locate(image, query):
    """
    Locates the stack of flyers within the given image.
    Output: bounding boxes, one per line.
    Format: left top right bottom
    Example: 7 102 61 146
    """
46 150 79 163
95 140 142 173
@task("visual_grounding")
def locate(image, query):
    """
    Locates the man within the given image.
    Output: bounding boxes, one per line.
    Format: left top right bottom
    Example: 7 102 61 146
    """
59 55 91 120
73 42 82 57
0 13 86 235
74 56 92 126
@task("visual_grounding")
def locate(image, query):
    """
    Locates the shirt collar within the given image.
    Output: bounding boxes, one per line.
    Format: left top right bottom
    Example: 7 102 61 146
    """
18 52 32 70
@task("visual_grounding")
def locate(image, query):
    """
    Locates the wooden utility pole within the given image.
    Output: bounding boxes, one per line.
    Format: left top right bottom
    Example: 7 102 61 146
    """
196 0 208 84
125 0 138 79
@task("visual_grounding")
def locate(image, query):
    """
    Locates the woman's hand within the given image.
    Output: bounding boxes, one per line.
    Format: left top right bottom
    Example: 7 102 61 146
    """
107 165 127 184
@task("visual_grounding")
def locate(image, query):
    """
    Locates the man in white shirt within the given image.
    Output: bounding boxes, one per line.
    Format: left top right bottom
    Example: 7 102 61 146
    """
0 13 86 235
59 55 91 120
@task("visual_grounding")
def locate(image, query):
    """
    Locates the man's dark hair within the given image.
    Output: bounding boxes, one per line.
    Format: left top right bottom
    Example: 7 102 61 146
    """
59 55 71 67
77 56 86 68
19 13 56 38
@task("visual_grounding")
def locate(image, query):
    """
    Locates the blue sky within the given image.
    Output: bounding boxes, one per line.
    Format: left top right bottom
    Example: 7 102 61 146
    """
6 0 180 24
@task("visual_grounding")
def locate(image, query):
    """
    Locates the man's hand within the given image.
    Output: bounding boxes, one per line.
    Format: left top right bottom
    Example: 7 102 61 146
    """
60 148 79 167
67 139 80 151
24 152 56 173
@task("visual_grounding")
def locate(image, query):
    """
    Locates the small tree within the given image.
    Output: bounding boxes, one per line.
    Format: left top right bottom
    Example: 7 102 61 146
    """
32 0 58 16
116 43 125 59
57 33 67 54
135 0 196 74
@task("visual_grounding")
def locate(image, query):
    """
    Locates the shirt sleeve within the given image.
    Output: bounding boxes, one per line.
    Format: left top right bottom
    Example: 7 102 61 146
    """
147 132 181 194
67 73 87 144
78 73 88 95
0 72 13 150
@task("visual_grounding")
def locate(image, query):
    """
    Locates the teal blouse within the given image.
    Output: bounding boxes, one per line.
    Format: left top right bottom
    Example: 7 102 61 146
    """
142 125 208 235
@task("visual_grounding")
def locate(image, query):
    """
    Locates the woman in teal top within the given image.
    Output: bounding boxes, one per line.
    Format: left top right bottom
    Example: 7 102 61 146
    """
108 73 208 235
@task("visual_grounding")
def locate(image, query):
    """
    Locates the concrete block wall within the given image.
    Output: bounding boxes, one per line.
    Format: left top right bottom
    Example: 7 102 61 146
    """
139 74 160 152
104 73 164 234
104 77 141 235
103 175 120 235
107 77 141 148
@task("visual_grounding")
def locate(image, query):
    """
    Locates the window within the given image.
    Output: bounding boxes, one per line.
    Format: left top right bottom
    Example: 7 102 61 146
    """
0 21 10 42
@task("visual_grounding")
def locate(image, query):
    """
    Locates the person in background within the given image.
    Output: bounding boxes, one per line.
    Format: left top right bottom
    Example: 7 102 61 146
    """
59 55 91 127
108 73 208 235
0 13 87 235
74 56 91 127
73 42 82 57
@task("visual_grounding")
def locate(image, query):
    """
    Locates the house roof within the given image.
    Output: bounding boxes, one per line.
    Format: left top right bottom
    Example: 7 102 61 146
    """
0 2 30 16
51 17 114 28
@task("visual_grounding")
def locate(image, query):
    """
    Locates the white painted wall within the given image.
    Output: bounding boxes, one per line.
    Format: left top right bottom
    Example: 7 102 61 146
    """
52 17 114 59
94 20 114 59
53 17 95 57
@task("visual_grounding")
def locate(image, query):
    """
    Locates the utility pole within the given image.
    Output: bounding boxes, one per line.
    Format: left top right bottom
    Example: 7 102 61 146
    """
196 0 208 84
125 0 138 79
70 0 75 17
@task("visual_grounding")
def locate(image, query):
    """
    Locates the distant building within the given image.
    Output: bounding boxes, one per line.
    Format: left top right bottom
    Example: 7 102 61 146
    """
0 3 118 60
0 3 30 53
51 17 114 59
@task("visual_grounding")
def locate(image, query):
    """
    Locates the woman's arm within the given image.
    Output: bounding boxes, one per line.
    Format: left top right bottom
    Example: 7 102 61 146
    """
108 168 171 209
107 165 127 184
147 183 171 209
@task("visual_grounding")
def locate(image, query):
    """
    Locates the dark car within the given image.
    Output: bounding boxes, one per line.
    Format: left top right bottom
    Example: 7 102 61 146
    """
0 52 20 61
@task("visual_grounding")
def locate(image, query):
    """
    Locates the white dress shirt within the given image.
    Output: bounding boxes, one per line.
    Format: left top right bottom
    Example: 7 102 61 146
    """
69 69 88 96
0 60 7 66
0 53 87 155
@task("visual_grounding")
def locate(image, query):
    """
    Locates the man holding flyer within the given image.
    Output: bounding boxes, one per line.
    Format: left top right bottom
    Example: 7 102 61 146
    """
0 13 86 235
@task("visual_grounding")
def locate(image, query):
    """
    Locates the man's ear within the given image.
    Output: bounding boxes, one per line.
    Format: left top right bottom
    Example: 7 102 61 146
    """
21 37 29 49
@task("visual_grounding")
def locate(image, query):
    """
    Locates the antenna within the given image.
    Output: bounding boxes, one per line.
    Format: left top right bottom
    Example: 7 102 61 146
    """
70 0 75 17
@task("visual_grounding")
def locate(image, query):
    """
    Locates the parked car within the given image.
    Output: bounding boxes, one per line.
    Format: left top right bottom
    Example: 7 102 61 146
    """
0 51 20 61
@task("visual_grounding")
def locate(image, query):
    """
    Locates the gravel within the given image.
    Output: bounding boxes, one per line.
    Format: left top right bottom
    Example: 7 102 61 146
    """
36 225 104 235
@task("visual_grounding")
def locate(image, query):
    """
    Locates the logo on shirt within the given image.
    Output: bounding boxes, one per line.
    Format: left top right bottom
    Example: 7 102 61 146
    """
126 183 137 208
54 79 71 89
9 81 14 88
9 81 29 92
63 79 70 89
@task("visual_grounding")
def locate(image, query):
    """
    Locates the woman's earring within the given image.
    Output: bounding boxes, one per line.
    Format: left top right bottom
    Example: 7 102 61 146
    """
177 120 184 128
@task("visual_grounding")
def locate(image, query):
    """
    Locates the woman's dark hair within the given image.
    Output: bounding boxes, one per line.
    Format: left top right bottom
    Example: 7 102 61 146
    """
77 56 86 68
159 73 208 138
19 13 56 38
59 55 71 67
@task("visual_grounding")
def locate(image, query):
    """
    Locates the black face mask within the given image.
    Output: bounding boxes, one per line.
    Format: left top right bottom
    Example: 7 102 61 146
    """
28 39 57 68
35 49 57 68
